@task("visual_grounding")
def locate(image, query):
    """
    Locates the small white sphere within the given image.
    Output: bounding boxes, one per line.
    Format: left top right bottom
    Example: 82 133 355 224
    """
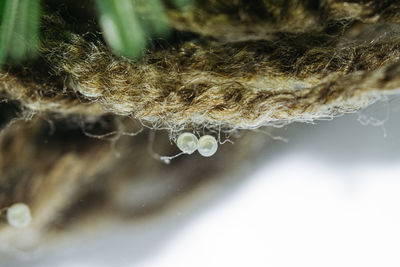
177 132 199 154
6 203 32 228
198 135 218 157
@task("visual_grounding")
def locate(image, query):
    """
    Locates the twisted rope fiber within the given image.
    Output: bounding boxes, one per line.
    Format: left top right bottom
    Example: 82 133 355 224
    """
2 1 400 130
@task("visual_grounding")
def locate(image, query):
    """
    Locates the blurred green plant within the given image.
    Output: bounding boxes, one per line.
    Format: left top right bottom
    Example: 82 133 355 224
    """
94 0 194 59
168 0 194 9
0 0 194 66
95 0 147 59
0 0 41 66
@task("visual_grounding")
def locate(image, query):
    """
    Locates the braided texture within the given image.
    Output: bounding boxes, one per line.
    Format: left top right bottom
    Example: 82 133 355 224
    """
1 1 400 131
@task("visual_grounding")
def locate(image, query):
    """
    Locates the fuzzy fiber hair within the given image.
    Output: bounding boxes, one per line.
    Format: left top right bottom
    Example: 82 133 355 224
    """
1 0 400 256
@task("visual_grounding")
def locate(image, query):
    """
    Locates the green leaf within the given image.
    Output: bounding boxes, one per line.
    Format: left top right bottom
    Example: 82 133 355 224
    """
134 0 170 38
95 0 147 59
95 0 171 59
0 0 41 66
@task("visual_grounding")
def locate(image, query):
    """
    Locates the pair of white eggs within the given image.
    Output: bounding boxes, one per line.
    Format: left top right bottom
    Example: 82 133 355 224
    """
177 133 218 157
4 203 32 228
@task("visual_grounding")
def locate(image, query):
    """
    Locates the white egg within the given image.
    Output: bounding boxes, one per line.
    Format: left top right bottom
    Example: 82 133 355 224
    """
6 203 32 228
198 135 218 157
177 132 199 154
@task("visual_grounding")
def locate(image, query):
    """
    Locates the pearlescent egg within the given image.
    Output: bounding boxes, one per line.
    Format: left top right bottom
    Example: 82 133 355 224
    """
6 203 32 228
198 135 218 157
177 132 199 154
